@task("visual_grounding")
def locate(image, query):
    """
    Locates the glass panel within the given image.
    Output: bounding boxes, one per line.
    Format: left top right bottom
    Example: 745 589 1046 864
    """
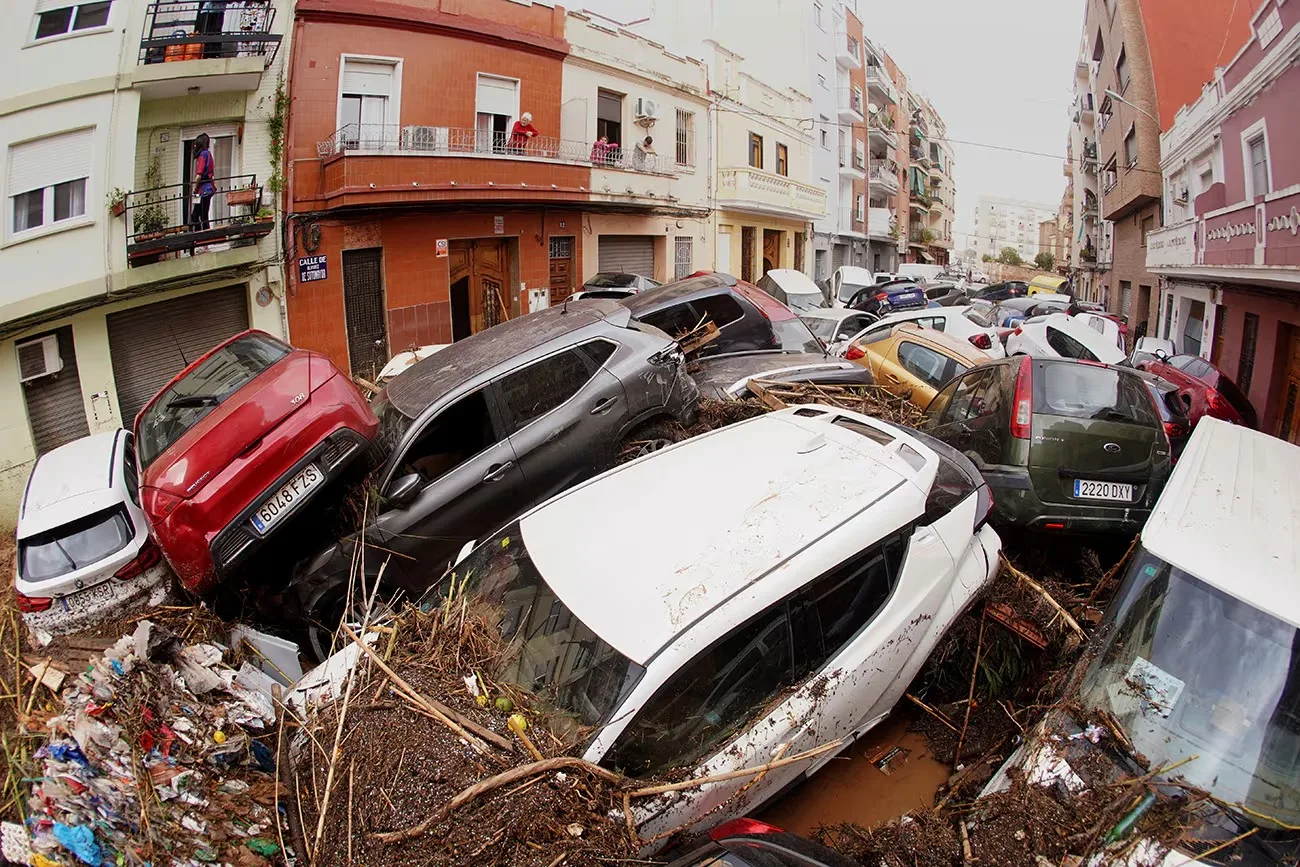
19 507 133 582
12 189 44 232
399 391 499 483
35 8 73 39
73 1 111 30
1034 364 1157 425
53 178 86 222
499 350 591 431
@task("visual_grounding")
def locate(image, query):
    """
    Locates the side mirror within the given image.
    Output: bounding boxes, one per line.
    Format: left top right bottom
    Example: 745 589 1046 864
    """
1153 349 1169 362
385 473 422 507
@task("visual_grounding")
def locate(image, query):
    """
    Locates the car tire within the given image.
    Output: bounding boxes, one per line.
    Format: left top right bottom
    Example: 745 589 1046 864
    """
301 575 393 662
616 419 686 465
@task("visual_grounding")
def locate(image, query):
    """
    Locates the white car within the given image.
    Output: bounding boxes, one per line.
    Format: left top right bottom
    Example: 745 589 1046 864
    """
1128 335 1176 367
829 265 879 308
15 431 173 635
1072 311 1126 353
1005 313 1125 364
445 406 1002 846
798 308 880 354
844 307 1008 359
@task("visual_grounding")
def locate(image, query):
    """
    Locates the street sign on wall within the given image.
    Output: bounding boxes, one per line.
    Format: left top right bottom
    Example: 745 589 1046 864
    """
298 255 328 282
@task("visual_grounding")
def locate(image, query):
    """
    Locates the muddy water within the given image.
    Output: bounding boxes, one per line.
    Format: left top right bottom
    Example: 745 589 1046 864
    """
759 710 950 835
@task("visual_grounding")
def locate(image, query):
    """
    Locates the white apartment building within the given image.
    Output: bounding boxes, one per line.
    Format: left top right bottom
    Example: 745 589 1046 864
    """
0 0 291 528
1067 48 1111 302
971 195 1058 263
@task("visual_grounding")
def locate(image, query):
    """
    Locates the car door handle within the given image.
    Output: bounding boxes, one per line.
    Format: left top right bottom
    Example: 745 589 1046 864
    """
483 461 514 483
886 373 902 382
590 396 619 415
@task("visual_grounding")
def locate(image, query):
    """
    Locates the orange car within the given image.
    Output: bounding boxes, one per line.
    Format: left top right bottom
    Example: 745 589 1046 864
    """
846 322 991 409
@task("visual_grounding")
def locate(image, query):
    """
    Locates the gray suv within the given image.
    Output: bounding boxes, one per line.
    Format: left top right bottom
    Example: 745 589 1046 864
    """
293 299 698 657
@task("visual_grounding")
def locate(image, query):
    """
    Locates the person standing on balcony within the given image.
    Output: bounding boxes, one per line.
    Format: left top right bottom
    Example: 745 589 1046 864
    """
196 0 229 59
591 134 613 165
508 112 538 153
190 134 216 232
634 136 655 169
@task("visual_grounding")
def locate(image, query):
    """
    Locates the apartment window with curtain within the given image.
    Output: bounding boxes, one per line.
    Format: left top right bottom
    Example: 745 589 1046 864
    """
597 90 624 149
776 143 788 176
1116 46 1130 92
855 195 865 222
32 0 111 41
8 128 92 237
1247 133 1270 199
340 58 398 148
675 109 695 167
749 133 763 169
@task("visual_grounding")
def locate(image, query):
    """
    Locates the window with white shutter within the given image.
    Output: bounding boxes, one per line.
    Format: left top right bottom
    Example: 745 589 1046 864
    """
7 128 93 237
338 57 399 149
32 0 111 41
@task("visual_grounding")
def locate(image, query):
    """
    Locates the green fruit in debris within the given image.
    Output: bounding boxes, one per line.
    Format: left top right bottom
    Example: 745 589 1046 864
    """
494 697 515 713
476 694 489 707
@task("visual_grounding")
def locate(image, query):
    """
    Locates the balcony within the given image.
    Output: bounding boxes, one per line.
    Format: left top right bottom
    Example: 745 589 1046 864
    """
867 117 898 149
1077 92 1095 125
909 193 932 214
134 0 280 98
865 65 898 104
929 192 949 214
838 146 865 180
910 146 930 167
837 91 865 124
835 209 868 237
908 226 933 247
717 167 826 220
868 164 899 195
123 174 272 268
837 34 862 69
867 207 896 241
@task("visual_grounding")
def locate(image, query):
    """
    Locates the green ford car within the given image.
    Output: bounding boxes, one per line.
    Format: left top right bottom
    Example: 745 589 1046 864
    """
919 356 1172 535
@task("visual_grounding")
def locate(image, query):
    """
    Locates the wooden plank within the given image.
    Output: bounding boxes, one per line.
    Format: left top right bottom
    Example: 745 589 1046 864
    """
746 380 788 411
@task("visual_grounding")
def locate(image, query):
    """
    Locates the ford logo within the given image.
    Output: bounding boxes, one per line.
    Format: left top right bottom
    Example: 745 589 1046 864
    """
1103 443 1121 453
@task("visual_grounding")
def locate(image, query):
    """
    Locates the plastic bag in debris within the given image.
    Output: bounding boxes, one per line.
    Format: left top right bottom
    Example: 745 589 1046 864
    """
51 823 100 866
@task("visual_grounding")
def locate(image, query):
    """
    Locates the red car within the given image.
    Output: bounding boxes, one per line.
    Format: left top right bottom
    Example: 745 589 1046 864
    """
135 331 379 593
1136 354 1258 429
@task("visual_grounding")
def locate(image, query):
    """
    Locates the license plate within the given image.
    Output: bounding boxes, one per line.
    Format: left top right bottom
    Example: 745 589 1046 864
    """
894 293 921 303
1073 479 1133 501
251 464 323 533
60 580 117 614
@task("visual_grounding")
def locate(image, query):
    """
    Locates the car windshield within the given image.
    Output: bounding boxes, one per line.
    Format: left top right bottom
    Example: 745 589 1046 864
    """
801 316 841 342
136 333 290 467
964 305 997 328
446 521 646 737
783 292 825 313
20 506 133 582
772 317 825 354
1080 547 1300 829
586 273 639 288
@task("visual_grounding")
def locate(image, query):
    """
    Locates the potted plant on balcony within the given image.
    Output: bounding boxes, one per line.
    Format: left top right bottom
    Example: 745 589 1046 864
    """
255 207 274 223
106 188 127 218
227 183 258 208
132 156 170 242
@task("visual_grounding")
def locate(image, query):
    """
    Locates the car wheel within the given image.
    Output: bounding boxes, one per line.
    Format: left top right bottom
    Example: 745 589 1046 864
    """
617 420 686 464
303 578 390 662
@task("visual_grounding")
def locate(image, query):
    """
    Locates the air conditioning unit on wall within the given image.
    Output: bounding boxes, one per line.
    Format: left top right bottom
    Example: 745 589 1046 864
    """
635 98 660 122
16 335 63 383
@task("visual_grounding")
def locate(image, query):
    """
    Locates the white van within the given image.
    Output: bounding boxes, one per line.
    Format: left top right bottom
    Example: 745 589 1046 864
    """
984 418 1300 862
895 263 944 284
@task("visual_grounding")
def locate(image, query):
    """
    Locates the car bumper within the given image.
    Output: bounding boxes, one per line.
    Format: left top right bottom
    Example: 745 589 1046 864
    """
987 470 1151 534
22 562 174 637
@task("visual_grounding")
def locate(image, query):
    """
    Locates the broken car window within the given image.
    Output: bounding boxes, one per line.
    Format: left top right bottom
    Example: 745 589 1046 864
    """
498 349 592 431
398 390 500 483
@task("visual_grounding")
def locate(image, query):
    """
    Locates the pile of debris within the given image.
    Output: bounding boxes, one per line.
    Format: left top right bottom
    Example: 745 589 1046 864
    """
6 620 289 867
288 602 636 867
741 379 925 427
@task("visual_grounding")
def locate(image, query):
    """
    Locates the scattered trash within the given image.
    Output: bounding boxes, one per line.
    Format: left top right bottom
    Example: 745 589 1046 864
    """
867 744 912 777
231 625 304 687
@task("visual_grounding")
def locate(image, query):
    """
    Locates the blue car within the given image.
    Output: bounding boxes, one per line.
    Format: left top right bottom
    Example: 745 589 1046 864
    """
845 279 927 318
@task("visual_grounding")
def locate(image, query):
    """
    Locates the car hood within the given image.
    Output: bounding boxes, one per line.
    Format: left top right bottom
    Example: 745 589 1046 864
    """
141 353 311 499
689 352 873 399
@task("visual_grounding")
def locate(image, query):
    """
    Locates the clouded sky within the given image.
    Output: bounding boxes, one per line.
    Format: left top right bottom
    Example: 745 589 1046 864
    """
579 0 1083 252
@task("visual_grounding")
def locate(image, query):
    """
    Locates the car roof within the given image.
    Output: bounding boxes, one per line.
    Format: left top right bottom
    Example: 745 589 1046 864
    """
619 273 739 314
1142 418 1300 627
18 430 125 539
885 323 989 365
517 408 923 664
799 307 862 322
835 265 875 283
760 269 822 294
384 300 631 417
1034 313 1125 363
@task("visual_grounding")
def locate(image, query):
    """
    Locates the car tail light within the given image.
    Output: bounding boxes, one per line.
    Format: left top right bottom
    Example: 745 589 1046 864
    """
1011 355 1032 439
969 333 993 350
144 487 185 519
115 538 162 581
875 292 889 302
973 484 994 531
845 344 866 361
1012 326 1023 336
1205 389 1241 423
711 818 785 841
16 592 52 613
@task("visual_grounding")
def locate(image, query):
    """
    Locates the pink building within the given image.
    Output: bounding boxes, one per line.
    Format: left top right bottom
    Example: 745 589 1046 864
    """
1145 0 1300 443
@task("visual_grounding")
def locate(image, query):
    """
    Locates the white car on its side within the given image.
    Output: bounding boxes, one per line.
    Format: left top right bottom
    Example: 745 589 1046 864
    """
844 307 1008 359
15 430 173 635
1005 313 1126 364
799 308 881 355
1073 311 1126 354
436 406 1002 848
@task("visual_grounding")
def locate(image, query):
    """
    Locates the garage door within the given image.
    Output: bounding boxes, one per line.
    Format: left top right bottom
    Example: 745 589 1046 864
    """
21 326 90 455
107 285 250 426
598 235 654 277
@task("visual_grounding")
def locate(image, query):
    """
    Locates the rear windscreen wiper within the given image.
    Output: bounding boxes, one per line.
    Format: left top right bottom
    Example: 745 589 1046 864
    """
167 395 220 409
1095 408 1135 423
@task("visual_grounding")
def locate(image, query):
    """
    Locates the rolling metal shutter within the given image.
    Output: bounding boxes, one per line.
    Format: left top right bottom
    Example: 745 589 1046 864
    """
7 128 92 195
598 235 654 276
107 285 249 427
22 326 90 455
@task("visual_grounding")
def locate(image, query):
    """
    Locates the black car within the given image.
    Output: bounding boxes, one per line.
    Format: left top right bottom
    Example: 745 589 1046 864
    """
664 819 863 867
291 300 699 658
1132 369 1193 460
621 273 874 398
845 278 928 317
969 281 1029 303
924 282 968 307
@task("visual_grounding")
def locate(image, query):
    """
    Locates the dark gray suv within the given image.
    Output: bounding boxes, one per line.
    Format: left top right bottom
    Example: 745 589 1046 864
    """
293 299 698 657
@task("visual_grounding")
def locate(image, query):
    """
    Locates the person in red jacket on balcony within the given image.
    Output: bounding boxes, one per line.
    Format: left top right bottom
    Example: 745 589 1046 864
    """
508 112 538 153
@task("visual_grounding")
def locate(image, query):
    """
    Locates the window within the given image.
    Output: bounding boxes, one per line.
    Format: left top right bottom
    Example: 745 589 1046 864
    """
1035 364 1157 426
579 339 617 369
121 434 140 507
499 349 592 430
1141 215 1155 246
18 506 133 583
1238 312 1259 394
855 194 865 221
674 236 693 280
1163 293 1175 339
692 294 746 330
817 74 827 90
1092 30 1106 62
642 304 702 338
1256 8 1283 48
7 128 92 236
1103 158 1118 194
749 133 763 169
1045 326 1097 361
674 109 695 167
813 1 823 29
1124 126 1137 167
776 143 789 177
340 58 398 148
1116 46 1130 92
820 128 829 149
897 341 968 390
852 86 864 115
921 454 979 526
398 390 501 483
597 90 624 151
33 1 111 40
1247 133 1270 199
1182 300 1205 357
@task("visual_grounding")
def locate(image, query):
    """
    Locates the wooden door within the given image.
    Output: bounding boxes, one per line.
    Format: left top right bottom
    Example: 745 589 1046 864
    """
762 229 781 275
549 236 574 302
448 239 510 339
1278 328 1300 445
